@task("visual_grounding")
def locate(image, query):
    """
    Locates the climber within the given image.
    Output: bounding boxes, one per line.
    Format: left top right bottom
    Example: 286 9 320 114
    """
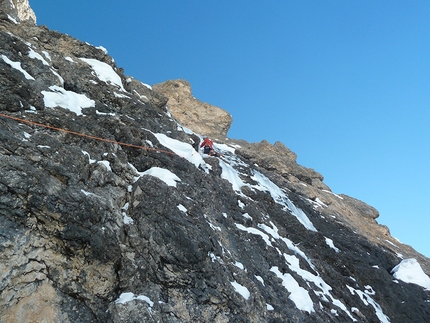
200 136 221 157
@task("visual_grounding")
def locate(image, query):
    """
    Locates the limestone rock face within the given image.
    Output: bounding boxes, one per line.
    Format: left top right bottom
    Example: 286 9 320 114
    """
0 0 36 23
1 3 430 323
153 79 232 139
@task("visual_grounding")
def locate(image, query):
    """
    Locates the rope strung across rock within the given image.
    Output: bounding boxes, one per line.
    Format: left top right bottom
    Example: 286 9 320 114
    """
0 112 179 157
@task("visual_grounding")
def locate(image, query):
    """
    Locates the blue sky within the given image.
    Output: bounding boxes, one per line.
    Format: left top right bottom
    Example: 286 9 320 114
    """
30 1 430 257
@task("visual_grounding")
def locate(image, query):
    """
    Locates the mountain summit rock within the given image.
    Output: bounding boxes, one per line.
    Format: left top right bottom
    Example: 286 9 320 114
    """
153 79 232 139
1 2 429 323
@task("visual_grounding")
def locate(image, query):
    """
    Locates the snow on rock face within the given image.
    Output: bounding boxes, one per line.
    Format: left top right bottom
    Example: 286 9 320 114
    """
42 85 95 115
270 266 314 313
142 167 181 187
79 57 125 91
391 258 430 291
1 54 34 80
251 170 317 231
153 132 207 169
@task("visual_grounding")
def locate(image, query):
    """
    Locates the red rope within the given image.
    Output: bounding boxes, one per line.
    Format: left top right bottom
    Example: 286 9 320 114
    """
0 112 178 156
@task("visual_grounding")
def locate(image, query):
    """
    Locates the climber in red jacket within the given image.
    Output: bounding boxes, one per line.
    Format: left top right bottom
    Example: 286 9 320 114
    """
200 136 221 157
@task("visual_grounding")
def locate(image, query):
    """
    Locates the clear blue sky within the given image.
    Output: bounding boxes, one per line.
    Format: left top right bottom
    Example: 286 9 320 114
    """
30 1 430 258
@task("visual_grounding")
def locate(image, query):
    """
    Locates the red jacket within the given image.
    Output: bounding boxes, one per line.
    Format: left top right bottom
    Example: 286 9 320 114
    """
200 138 213 149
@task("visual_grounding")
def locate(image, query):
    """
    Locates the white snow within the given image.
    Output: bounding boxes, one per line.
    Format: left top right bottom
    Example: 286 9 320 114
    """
325 237 340 253
28 48 50 66
82 150 97 164
230 281 250 300
1 54 35 80
96 46 108 54
241 213 252 220
346 285 391 323
391 258 430 291
123 214 134 224
115 292 154 311
282 253 355 320
235 223 273 247
79 57 125 91
7 14 18 24
81 189 92 196
141 82 152 90
233 261 245 270
98 160 111 171
153 132 207 169
266 303 274 311
255 275 265 286
219 159 245 191
42 51 52 61
214 143 236 154
177 204 187 213
142 167 181 187
42 85 95 115
270 266 314 313
251 170 317 231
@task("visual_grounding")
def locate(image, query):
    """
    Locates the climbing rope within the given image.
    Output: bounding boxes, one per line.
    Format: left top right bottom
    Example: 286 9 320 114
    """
0 112 179 157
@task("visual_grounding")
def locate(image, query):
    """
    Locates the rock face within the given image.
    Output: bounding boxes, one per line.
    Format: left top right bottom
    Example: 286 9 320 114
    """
1 3 430 323
153 79 232 139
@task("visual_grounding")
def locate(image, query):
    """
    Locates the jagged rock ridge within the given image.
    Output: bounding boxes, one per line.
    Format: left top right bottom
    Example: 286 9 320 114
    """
0 3 429 323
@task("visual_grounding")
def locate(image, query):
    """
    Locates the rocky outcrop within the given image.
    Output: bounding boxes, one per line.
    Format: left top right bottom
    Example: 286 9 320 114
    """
153 79 232 139
1 2 430 323
0 0 36 23
235 139 328 189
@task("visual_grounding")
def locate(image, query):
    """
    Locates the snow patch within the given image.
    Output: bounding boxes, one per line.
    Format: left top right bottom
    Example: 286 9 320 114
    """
325 237 340 253
391 258 430 291
142 167 181 187
42 85 95 115
1 54 34 80
251 170 316 231
79 57 125 91
270 266 314 313
115 292 154 311
153 133 207 170
230 281 250 300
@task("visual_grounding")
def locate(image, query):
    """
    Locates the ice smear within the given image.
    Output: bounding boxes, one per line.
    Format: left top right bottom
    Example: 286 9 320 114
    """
251 170 316 231
219 159 245 191
391 258 430 291
153 133 207 170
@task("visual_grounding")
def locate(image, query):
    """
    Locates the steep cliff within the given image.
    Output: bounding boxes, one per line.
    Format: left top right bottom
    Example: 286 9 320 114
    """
1 3 429 323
